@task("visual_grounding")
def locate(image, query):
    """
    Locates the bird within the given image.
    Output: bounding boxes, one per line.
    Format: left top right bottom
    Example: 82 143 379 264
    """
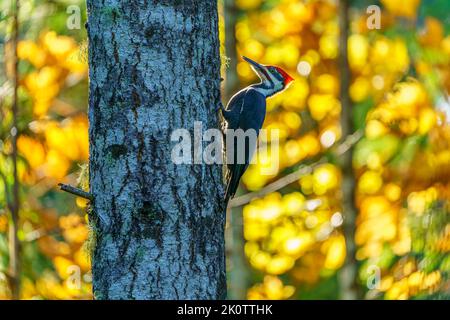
220 56 294 203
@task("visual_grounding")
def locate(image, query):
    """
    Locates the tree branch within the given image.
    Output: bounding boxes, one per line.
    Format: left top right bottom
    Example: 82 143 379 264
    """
0 171 13 213
58 183 93 201
228 130 363 208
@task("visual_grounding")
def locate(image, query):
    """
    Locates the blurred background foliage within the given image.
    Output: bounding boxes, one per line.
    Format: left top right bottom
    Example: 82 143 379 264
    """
0 0 449 299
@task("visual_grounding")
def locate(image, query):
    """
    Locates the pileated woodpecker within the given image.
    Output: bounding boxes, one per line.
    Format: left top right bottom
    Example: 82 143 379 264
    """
221 56 294 203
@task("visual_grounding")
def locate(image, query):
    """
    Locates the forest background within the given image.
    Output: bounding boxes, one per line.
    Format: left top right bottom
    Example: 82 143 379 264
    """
0 0 449 300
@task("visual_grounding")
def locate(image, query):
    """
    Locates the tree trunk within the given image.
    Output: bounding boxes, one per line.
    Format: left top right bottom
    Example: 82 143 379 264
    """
223 0 239 102
337 0 362 300
8 0 21 300
223 0 249 300
86 0 226 299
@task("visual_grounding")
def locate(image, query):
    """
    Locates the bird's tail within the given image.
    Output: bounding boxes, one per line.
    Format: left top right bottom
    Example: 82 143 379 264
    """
224 166 243 204
224 181 235 204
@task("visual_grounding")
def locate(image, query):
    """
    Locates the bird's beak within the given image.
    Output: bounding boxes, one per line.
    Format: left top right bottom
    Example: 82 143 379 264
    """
243 56 270 81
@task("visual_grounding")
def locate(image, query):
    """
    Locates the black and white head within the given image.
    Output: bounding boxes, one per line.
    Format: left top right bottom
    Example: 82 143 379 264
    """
243 56 294 97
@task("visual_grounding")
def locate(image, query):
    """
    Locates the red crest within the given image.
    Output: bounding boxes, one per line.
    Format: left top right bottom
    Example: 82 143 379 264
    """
273 66 294 86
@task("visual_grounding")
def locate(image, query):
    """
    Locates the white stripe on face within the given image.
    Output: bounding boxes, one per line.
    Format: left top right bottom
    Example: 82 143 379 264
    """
254 79 284 98
252 65 270 82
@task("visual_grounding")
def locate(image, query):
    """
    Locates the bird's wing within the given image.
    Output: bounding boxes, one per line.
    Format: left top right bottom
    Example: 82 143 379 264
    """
225 89 266 202
221 91 246 131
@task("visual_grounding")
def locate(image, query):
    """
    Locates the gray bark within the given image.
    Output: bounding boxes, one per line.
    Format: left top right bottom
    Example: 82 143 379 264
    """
86 0 226 299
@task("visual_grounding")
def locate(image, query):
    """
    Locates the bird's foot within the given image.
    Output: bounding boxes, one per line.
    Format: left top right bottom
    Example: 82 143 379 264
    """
216 102 225 113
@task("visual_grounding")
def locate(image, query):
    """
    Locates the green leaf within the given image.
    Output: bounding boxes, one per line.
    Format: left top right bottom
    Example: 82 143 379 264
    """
353 135 401 168
390 135 426 167
353 98 374 131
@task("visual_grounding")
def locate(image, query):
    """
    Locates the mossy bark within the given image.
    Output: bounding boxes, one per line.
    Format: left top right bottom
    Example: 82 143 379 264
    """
86 0 225 299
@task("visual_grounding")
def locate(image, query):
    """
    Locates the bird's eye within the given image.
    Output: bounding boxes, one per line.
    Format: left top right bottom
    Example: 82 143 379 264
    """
270 68 281 79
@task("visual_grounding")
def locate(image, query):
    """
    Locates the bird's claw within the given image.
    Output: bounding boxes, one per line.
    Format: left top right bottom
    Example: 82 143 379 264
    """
216 102 225 113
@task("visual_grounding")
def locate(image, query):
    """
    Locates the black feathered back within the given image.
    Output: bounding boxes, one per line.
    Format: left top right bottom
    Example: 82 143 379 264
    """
221 88 267 202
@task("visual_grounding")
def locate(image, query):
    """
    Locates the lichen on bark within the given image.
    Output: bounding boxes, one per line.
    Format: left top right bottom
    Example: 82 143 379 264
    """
86 0 226 299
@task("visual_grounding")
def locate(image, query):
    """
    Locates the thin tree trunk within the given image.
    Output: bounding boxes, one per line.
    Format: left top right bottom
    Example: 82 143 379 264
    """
338 0 361 300
224 0 239 102
223 0 249 300
86 1 226 299
8 0 21 300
